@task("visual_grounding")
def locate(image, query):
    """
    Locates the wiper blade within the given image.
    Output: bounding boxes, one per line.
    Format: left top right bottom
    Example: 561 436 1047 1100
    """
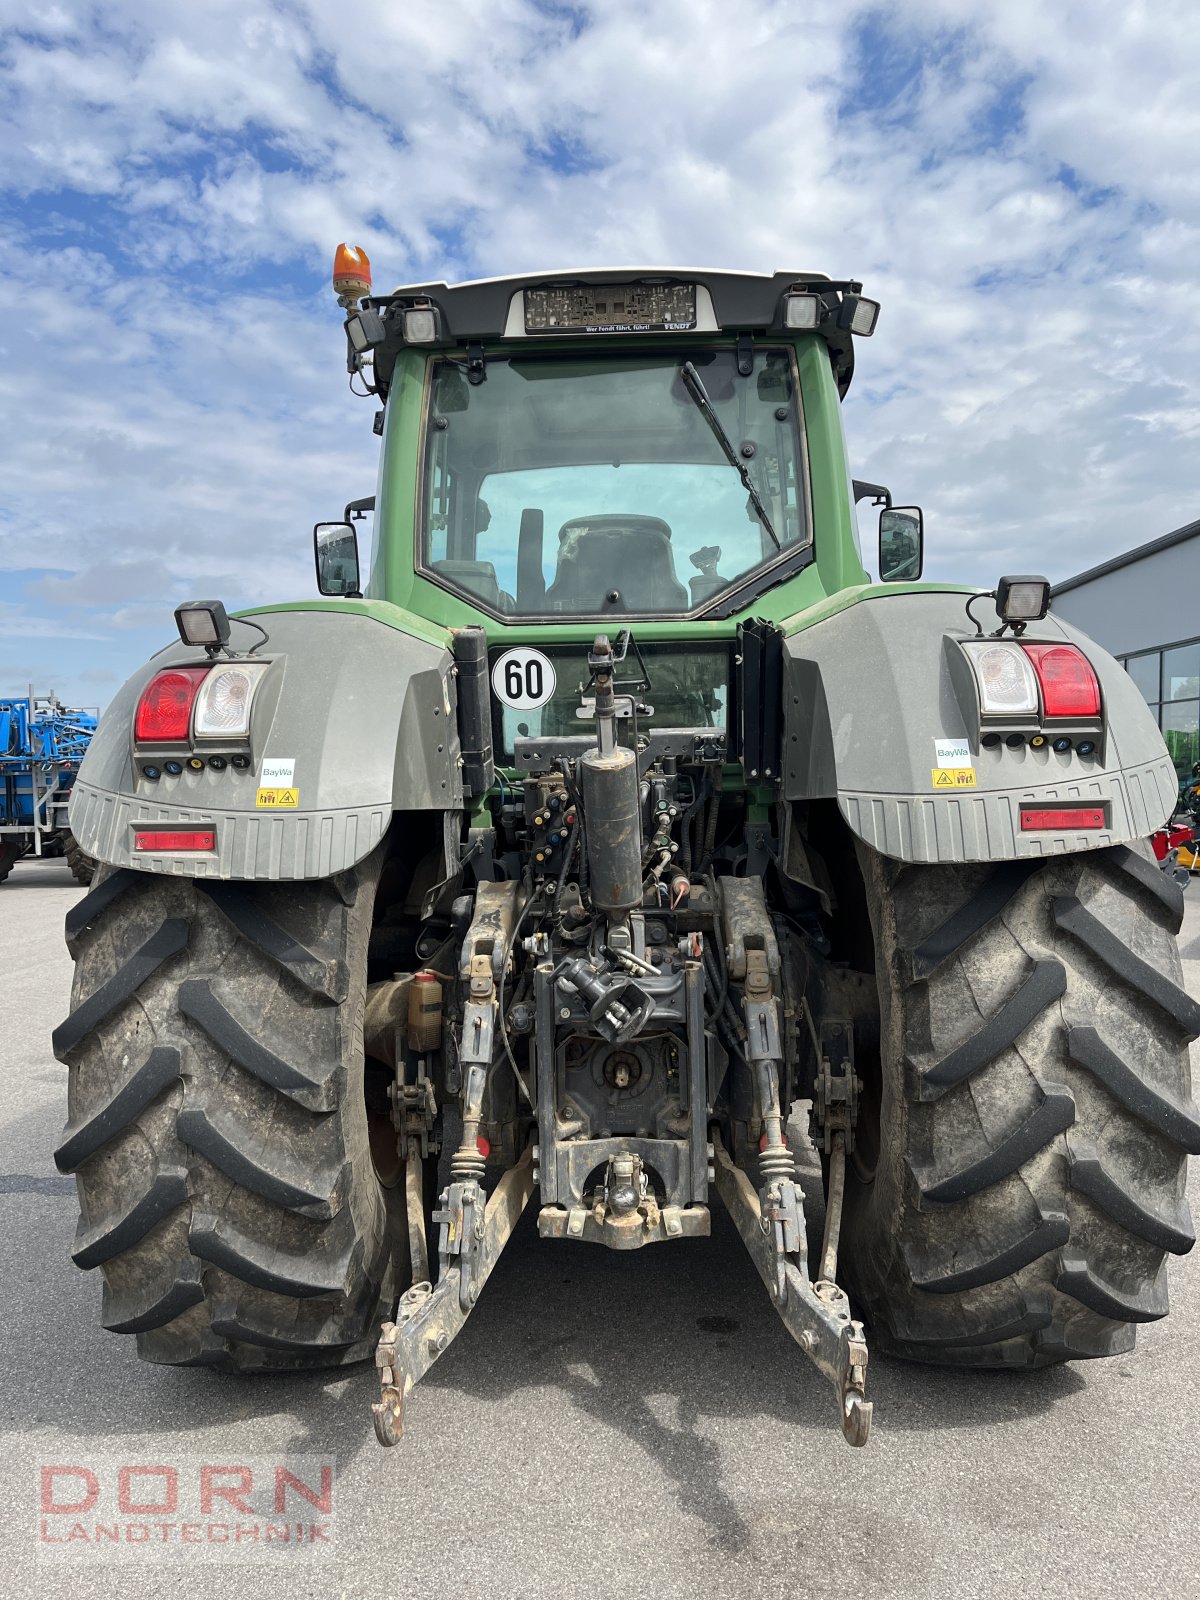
680 361 780 549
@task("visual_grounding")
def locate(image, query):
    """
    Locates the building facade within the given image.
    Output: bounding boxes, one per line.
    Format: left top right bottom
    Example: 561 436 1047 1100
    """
1050 517 1200 788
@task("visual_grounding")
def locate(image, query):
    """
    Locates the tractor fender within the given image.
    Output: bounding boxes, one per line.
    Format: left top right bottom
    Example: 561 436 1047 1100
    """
783 589 1177 863
69 609 461 880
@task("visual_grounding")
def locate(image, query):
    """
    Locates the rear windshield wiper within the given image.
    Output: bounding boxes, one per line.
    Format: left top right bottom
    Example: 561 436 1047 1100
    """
679 361 780 549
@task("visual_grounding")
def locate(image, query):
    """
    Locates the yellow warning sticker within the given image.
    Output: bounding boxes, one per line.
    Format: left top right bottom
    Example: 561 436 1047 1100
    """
256 787 299 808
931 767 976 789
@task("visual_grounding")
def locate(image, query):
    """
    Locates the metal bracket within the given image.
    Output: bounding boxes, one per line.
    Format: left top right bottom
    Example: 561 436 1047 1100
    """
712 1133 872 1447
809 1012 861 1156
372 1152 535 1446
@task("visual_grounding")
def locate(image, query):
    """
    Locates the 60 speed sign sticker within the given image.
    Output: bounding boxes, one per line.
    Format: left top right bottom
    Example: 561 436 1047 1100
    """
491 647 556 710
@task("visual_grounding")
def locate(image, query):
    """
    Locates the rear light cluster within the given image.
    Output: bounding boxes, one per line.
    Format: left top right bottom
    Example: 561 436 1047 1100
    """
134 662 267 747
962 639 1101 755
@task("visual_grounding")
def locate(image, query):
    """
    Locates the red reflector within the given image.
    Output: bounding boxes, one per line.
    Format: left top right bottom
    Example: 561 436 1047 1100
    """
134 667 210 742
134 829 217 851
1020 807 1106 831
475 1134 491 1159
1021 644 1101 718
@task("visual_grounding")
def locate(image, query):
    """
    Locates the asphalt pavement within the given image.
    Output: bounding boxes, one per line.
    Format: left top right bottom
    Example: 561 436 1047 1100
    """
2 855 1198 1599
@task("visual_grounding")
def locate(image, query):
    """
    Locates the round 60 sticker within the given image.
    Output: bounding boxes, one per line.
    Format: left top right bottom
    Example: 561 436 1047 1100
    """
492 647 556 711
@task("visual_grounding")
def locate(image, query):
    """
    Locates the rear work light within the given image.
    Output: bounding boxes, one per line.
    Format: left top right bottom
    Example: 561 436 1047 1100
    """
134 667 210 743
1020 644 1102 718
134 829 217 851
1020 807 1106 831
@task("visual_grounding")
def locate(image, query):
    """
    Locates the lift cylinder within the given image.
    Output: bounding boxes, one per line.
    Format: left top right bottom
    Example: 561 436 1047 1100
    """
581 744 642 913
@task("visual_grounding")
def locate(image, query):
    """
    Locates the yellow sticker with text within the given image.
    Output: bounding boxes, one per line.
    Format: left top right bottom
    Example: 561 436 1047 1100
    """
931 767 976 789
256 787 299 808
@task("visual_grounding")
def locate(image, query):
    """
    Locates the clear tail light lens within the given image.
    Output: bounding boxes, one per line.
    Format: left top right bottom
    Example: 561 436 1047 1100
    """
961 641 1039 716
193 662 268 739
1020 644 1101 718
134 667 211 742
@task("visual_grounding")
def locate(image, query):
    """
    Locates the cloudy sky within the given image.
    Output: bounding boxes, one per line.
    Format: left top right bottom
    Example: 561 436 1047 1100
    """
1 0 1197 707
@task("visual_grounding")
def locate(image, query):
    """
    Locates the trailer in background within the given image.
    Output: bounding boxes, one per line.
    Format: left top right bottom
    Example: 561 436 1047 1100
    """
0 690 98 885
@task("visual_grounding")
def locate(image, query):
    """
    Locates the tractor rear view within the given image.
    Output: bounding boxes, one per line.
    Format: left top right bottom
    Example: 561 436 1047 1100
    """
54 257 1197 1447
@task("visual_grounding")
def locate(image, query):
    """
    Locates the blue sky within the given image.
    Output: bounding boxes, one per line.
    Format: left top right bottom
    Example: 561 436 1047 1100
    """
1 0 1197 707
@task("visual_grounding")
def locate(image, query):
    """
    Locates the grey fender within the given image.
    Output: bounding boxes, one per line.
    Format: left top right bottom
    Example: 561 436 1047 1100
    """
783 589 1177 863
69 608 461 880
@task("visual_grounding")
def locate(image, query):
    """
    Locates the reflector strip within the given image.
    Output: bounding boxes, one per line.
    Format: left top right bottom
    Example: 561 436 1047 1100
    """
134 829 217 851
1020 807 1105 831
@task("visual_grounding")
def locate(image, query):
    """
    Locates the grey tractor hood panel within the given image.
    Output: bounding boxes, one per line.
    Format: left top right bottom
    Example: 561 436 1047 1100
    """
69 608 461 880
783 590 1177 863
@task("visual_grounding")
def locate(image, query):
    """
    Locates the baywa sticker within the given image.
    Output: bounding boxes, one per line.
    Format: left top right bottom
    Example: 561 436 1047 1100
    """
256 788 299 808
491 647 556 711
260 757 296 786
933 738 972 769
931 768 977 789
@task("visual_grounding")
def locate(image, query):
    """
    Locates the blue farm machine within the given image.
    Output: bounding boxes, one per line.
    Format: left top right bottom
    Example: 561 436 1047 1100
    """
0 691 98 885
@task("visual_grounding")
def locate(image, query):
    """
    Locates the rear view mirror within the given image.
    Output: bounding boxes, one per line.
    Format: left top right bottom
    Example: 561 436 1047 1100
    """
879 506 924 583
314 522 361 596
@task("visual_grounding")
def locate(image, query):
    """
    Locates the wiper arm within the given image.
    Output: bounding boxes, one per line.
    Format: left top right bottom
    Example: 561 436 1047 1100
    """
680 360 780 549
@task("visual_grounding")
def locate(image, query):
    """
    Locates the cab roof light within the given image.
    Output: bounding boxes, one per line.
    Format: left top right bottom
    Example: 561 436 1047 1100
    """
134 667 210 744
401 304 442 343
1021 643 1102 719
346 309 386 353
837 293 880 336
783 292 821 329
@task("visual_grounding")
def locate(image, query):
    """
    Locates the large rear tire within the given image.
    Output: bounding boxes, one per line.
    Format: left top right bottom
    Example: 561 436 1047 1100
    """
843 841 1200 1366
52 853 408 1370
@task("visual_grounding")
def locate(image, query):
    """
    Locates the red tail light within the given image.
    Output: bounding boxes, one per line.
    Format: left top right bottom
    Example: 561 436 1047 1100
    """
1020 644 1101 718
134 667 210 742
1020 806 1106 831
134 829 217 851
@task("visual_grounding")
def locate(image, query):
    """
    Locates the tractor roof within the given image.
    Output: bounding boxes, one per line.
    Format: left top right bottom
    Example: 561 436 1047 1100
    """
366 267 869 396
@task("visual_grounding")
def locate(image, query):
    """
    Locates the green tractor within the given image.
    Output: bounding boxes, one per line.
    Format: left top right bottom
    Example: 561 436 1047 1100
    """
54 255 1198 1447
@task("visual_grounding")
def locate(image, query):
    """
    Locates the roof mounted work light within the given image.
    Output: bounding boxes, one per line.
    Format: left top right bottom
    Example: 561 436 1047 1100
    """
175 600 230 654
837 294 880 336
401 304 442 343
346 308 387 353
783 292 822 329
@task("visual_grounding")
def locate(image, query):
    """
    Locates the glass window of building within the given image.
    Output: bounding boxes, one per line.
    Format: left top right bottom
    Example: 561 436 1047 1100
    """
1124 652 1161 705
1163 643 1200 702
1161 699 1200 776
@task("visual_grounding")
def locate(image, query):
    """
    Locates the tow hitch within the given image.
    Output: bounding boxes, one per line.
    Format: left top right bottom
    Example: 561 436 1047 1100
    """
712 1132 872 1447
372 1151 535 1445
